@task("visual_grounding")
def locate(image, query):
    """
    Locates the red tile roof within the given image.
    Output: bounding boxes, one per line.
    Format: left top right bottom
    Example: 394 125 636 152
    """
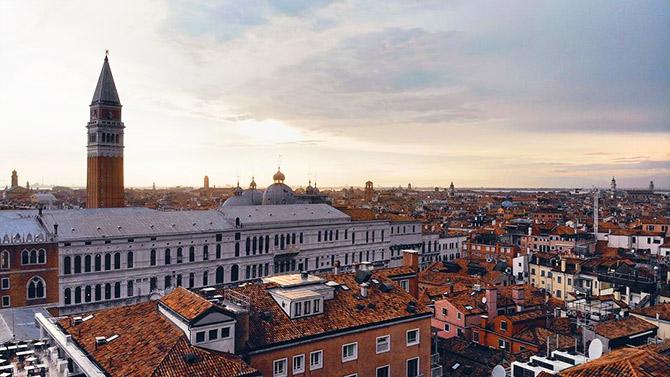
592 316 658 340
223 270 431 350
159 286 214 321
58 299 258 376
558 345 670 377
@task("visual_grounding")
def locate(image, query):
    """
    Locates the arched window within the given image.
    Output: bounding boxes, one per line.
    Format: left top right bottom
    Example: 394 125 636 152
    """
74 286 81 304
27 276 46 300
215 244 221 259
252 237 257 254
85 286 91 303
127 280 134 297
177 248 183 264
127 252 134 269
235 217 240 227
114 282 121 298
74 256 81 274
113 252 121 270
189 247 195 262
216 266 224 285
150 249 156 266
104 253 111 270
63 256 71 275
95 254 102 271
203 245 209 261
292 233 296 244
202 271 208 286
258 236 264 253
265 236 270 253
231 264 239 282
84 255 91 272
235 243 240 257
64 288 71 305
0 250 9 269
164 249 171 265
104 283 111 300
164 275 172 289
95 284 101 301
29 250 38 264
38 249 46 264
245 237 251 255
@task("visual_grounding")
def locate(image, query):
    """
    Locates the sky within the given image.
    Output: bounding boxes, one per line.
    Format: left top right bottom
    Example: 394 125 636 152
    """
0 0 668 189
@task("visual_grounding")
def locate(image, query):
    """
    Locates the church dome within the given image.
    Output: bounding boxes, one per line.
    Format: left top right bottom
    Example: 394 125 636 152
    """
262 183 295 205
222 195 252 207
242 188 263 205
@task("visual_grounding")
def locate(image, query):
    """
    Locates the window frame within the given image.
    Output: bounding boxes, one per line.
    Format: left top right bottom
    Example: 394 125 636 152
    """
342 342 358 362
376 335 391 354
406 328 420 346
309 350 323 370
292 354 305 374
273 358 288 377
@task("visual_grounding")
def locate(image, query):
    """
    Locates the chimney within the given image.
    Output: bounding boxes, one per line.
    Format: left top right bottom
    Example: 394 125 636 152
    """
300 271 308 280
334 261 341 274
560 259 567 273
360 261 372 271
403 250 419 271
512 286 525 311
360 283 369 298
234 309 250 354
486 287 497 319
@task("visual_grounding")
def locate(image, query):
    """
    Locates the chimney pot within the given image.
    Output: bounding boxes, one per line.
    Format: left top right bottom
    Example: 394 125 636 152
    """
360 283 369 298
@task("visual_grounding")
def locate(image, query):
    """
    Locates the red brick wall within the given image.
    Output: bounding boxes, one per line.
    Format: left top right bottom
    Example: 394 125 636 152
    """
87 155 124 208
249 317 432 376
0 242 59 308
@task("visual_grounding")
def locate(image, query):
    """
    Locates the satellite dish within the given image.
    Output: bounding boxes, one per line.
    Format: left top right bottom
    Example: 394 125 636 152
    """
588 339 603 360
492 365 506 377
482 296 488 304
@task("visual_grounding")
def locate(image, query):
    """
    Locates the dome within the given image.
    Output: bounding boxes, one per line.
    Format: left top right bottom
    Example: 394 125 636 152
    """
262 183 295 205
222 195 252 207
242 189 263 205
501 200 513 208
272 168 285 183
249 176 257 190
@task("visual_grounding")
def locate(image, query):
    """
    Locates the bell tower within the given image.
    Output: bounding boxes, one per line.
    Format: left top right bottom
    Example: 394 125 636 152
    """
86 53 125 208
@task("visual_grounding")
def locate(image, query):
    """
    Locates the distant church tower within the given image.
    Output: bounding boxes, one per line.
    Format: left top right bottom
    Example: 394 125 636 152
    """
86 53 125 208
364 180 374 202
204 175 210 190
649 180 654 192
10 170 18 188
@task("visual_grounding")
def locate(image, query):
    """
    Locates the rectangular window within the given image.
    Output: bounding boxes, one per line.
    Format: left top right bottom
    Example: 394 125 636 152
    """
208 329 218 341
406 357 419 377
313 299 321 313
499 339 506 349
376 335 390 353
500 320 508 331
1 296 9 307
273 358 288 377
195 331 205 343
310 350 323 370
1 278 8 290
342 342 358 362
406 329 419 346
292 354 305 374
441 307 447 316
444 323 450 332
294 302 302 317
400 279 409 292
221 327 231 338
473 331 480 343
376 365 390 377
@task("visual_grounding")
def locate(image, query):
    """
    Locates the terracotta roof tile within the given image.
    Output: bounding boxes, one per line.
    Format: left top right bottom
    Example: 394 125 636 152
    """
593 315 658 340
159 286 214 321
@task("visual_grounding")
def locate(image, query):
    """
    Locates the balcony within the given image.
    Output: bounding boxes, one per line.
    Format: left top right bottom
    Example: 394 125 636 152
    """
431 353 442 377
